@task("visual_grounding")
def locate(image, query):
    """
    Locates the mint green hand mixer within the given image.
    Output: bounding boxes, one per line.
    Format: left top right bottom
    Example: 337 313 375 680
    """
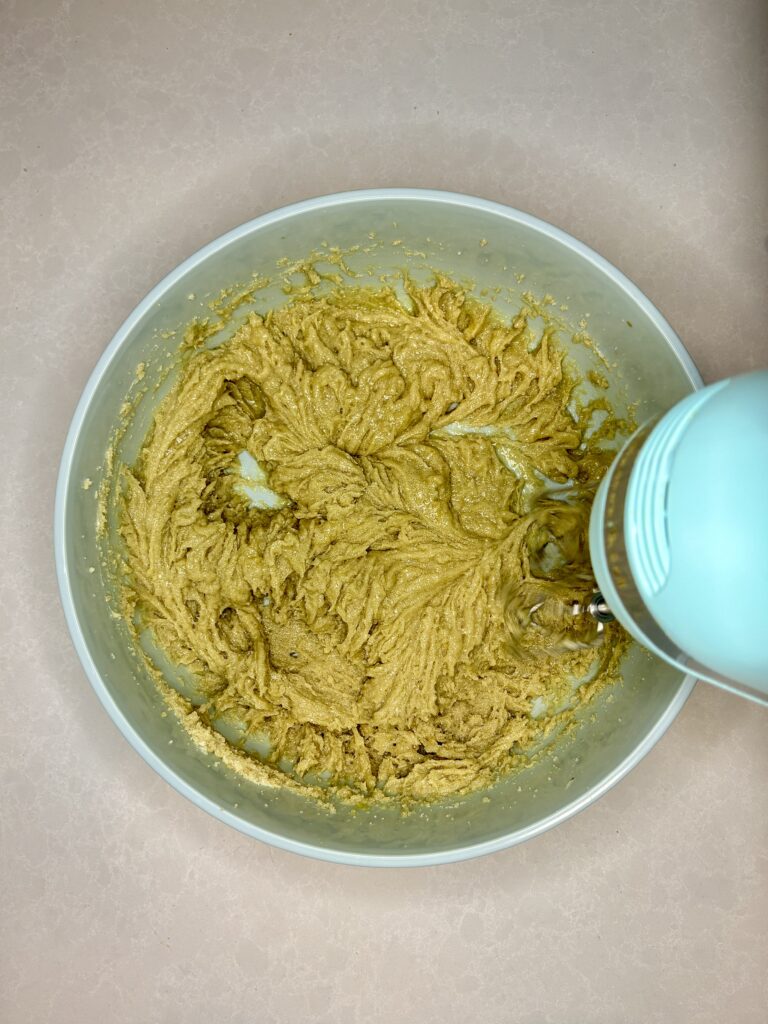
586 369 768 704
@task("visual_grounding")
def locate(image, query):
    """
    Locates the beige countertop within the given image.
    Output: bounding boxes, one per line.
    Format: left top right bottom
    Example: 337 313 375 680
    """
2 1 767 1021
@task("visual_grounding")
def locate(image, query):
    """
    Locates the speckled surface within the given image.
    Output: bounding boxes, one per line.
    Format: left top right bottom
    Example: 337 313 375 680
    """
2 1 767 1021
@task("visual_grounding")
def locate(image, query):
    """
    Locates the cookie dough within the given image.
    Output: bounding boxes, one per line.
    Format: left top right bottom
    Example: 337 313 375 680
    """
120 276 626 803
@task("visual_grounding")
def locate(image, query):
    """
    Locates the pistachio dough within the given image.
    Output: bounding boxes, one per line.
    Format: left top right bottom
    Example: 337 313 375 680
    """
120 276 626 803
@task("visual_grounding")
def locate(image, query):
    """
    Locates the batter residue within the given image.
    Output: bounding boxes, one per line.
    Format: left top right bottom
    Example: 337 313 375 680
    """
120 275 626 803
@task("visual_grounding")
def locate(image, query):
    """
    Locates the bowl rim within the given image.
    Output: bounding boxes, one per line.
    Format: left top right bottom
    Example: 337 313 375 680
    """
54 187 702 866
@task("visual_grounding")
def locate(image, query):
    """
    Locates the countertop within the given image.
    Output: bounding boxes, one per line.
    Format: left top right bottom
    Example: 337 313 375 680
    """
2 1 767 1021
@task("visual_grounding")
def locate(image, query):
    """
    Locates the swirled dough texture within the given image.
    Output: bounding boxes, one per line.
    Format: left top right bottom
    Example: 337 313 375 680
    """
120 277 626 803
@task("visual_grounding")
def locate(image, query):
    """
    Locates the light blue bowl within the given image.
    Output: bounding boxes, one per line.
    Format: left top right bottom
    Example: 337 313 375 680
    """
55 189 702 865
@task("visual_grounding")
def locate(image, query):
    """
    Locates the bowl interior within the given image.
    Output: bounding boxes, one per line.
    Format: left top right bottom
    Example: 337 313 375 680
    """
57 192 699 864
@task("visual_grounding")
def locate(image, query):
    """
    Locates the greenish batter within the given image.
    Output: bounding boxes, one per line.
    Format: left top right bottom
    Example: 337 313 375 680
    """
120 275 626 803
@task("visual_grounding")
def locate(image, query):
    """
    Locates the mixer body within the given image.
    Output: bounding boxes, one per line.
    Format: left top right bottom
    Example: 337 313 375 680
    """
589 370 768 705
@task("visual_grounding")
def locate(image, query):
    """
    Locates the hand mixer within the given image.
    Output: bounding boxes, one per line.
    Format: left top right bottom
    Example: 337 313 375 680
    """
583 368 768 704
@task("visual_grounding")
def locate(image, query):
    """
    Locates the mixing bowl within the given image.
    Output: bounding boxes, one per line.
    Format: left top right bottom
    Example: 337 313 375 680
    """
55 188 701 865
